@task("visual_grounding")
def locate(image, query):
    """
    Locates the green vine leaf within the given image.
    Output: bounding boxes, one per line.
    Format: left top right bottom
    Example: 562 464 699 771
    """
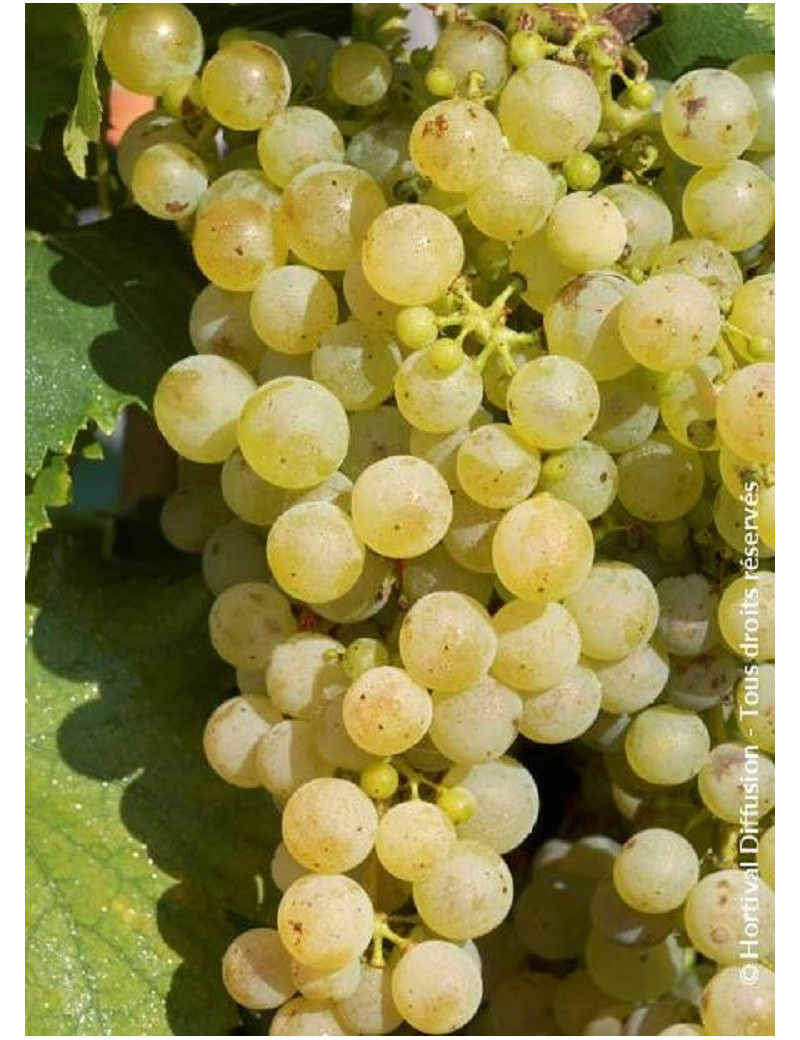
63 4 108 178
745 4 776 32
26 533 284 1034
25 5 86 149
25 453 73 569
637 4 775 80
25 212 199 478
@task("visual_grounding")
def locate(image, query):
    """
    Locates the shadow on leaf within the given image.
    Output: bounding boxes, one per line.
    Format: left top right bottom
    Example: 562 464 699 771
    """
26 531 282 1035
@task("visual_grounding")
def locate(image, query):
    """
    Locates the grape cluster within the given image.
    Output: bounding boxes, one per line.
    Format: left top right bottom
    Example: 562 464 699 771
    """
103 3 775 1035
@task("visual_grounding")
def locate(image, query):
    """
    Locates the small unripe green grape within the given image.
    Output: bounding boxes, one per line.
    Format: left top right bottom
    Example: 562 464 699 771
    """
437 786 476 824
359 761 399 800
627 80 656 109
430 338 465 374
396 307 439 351
562 152 601 192
344 638 390 680
509 30 548 67
426 65 457 98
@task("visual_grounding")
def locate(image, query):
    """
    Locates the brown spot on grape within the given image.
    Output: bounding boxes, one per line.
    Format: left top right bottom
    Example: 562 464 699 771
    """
682 96 708 124
422 114 450 138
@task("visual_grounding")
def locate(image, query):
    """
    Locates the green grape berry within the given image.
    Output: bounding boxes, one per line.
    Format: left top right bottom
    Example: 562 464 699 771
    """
396 306 439 351
425 65 457 98
562 152 602 192
509 30 548 68
430 337 466 374
626 80 656 110
359 761 400 800
437 785 476 824
344 637 390 680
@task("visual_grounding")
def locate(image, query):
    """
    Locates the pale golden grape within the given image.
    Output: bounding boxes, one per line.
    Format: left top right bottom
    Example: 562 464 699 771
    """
257 106 345 187
222 928 294 1010
250 266 339 356
201 40 291 131
618 273 721 372
467 151 555 242
267 502 365 602
280 162 385 271
343 666 432 756
546 192 628 273
154 355 257 463
192 196 287 292
499 59 602 162
238 377 350 490
410 99 505 194
361 204 465 306
661 68 758 166
716 362 775 462
351 456 453 559
131 142 207 221
682 160 774 251
102 3 203 96
492 494 594 604
330 42 392 106
399 591 497 693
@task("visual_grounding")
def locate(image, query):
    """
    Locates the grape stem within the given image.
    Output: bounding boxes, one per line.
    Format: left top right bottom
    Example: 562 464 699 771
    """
714 334 740 380
370 913 411 967
714 823 740 869
437 275 537 375
394 758 434 799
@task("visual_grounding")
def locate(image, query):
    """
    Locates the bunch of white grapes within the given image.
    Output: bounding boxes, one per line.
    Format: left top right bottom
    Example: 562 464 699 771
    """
102 3 775 1034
